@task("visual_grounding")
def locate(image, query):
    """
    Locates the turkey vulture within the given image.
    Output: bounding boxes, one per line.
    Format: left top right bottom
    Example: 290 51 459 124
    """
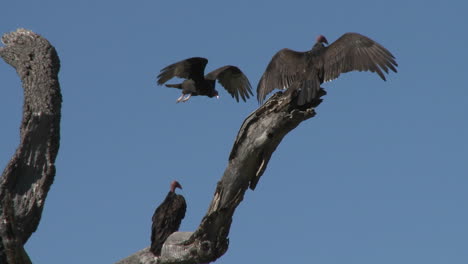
157 57 253 103
257 33 398 105
150 180 187 256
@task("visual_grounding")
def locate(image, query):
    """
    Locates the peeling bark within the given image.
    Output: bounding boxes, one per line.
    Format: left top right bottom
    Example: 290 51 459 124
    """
0 29 62 263
116 88 325 264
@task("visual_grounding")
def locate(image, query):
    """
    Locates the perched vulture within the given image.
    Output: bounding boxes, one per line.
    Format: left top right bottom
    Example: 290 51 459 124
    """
157 57 253 103
257 32 398 105
150 180 187 256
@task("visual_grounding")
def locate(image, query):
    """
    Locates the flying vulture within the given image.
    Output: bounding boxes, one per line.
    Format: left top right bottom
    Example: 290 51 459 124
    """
150 180 187 256
257 32 398 105
157 57 253 103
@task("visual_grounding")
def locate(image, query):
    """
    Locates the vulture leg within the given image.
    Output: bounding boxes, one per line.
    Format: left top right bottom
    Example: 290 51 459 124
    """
181 94 192 102
176 93 185 103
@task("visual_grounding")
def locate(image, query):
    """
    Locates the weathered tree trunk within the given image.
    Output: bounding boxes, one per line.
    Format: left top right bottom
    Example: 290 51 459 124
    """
0 28 324 264
0 29 62 263
116 88 325 264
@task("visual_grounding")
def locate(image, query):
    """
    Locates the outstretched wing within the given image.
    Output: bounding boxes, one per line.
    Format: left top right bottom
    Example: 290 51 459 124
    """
157 57 208 85
205 66 253 102
256 48 308 104
319 33 398 82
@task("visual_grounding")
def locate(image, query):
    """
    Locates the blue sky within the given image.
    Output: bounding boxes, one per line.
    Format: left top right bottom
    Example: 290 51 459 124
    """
1 1 467 263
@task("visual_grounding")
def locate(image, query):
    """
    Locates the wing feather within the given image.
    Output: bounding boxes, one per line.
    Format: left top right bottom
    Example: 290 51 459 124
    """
321 33 398 82
257 49 308 104
157 57 208 85
205 65 253 102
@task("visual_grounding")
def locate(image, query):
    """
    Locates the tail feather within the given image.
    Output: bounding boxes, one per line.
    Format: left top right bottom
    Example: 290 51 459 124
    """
165 83 182 89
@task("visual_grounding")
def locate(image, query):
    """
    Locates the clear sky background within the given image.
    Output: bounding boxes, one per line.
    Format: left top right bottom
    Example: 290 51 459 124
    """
1 1 467 263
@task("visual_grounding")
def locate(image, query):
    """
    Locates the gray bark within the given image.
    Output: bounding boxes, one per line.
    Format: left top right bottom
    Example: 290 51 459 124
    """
0 29 62 263
0 28 324 264
116 88 325 264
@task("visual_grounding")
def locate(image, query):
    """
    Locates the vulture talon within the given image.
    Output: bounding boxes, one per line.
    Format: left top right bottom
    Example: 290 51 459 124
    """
181 94 192 102
176 94 185 103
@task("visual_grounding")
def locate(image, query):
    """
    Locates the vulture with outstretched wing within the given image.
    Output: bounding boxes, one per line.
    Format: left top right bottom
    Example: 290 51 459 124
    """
257 33 398 105
150 181 187 256
157 57 253 103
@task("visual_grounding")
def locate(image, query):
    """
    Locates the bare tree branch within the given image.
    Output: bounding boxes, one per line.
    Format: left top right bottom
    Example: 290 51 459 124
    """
116 88 325 264
0 28 323 264
0 29 62 263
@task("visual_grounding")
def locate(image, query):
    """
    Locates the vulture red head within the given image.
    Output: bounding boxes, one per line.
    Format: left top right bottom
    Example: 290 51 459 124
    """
316 35 329 44
170 180 183 192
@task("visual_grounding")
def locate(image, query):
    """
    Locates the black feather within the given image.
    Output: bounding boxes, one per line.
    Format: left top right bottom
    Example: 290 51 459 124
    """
157 57 253 102
257 33 398 105
150 191 187 256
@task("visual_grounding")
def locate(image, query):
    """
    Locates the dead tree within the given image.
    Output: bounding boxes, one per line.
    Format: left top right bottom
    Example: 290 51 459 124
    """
0 29 62 263
0 29 324 264
116 89 325 264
